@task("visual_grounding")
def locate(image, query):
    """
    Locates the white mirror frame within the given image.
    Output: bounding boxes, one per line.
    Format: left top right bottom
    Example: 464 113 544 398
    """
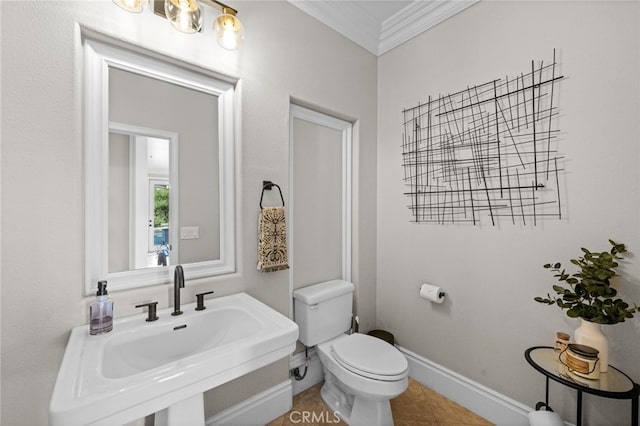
83 35 235 295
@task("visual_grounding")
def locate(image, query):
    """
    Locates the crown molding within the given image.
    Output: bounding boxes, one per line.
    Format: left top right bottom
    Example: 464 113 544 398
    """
288 0 382 54
289 0 479 56
379 0 479 55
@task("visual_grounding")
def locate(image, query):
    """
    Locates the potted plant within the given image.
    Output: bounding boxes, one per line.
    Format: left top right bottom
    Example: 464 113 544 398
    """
534 239 638 372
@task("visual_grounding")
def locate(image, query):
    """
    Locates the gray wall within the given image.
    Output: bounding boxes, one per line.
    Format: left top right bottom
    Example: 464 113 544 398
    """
109 132 132 271
0 1 377 424
292 117 344 289
377 1 640 424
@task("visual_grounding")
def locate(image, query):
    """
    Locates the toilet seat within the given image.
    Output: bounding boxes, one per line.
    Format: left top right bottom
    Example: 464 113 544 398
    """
331 333 408 381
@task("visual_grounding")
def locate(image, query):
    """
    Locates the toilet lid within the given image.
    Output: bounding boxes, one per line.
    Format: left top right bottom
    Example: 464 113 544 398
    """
331 333 408 381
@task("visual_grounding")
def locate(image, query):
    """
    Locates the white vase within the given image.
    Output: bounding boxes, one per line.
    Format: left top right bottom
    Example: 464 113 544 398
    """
574 319 608 373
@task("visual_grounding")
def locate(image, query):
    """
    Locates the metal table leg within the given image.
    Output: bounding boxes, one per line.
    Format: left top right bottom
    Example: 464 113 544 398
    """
577 390 582 426
545 377 550 408
632 386 638 426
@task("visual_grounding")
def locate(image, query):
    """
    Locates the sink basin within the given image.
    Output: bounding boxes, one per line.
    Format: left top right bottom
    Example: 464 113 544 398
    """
101 303 265 379
49 292 298 426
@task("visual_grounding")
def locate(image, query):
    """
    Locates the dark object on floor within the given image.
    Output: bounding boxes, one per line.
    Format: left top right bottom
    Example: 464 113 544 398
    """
368 329 395 345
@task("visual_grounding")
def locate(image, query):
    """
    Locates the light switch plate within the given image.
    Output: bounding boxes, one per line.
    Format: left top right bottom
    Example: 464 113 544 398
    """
180 226 199 239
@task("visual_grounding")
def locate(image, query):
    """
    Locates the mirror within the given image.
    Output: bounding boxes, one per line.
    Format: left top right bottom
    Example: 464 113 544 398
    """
83 35 235 294
107 123 179 272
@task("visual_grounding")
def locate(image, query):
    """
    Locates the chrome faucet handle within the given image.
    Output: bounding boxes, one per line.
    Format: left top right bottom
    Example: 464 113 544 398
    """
195 291 215 311
135 301 159 322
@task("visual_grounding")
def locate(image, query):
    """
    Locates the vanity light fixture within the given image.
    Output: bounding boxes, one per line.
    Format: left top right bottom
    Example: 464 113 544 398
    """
113 0 146 13
164 0 203 34
158 0 244 50
212 5 244 50
113 0 244 50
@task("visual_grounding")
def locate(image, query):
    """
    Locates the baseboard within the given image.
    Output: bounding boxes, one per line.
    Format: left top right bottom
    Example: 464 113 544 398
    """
205 346 552 426
398 346 533 425
291 344 533 424
205 380 292 426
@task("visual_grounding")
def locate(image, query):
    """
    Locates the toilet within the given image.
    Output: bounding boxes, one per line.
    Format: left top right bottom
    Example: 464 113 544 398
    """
293 280 409 425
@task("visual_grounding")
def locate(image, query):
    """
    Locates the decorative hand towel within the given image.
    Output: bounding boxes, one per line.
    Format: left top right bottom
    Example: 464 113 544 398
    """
257 206 290 272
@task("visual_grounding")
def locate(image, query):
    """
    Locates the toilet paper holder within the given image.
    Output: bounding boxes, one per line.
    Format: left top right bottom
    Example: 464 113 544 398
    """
419 283 446 303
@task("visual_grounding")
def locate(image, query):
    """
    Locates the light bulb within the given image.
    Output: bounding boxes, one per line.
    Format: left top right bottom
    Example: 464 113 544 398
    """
214 12 244 50
164 0 202 34
113 0 144 13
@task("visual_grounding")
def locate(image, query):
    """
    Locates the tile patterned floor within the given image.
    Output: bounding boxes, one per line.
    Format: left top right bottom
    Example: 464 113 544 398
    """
268 378 494 425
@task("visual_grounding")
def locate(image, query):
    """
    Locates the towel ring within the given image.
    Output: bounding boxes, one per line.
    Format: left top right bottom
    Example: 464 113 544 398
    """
260 181 285 208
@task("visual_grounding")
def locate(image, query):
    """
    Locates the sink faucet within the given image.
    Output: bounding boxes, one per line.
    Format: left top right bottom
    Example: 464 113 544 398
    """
172 265 185 316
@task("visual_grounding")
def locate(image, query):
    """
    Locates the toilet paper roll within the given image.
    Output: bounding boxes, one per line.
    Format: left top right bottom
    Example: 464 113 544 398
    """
420 283 445 304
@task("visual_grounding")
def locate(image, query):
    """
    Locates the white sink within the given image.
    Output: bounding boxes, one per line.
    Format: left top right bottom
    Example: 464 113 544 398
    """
49 292 298 426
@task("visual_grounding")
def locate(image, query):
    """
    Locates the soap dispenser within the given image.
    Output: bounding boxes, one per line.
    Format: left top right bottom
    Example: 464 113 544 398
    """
90 280 113 335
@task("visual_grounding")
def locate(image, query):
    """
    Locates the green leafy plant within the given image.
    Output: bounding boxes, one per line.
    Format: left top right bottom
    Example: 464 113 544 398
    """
154 185 169 227
534 240 638 324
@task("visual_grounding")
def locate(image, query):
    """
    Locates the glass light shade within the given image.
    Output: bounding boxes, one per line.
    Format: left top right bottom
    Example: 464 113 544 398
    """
113 0 144 13
164 0 203 34
213 13 244 50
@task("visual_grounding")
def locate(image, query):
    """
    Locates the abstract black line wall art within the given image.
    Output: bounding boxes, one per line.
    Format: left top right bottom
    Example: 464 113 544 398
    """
401 50 564 226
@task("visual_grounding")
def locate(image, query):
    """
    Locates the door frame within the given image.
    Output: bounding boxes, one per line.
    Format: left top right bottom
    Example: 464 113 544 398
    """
288 104 353 318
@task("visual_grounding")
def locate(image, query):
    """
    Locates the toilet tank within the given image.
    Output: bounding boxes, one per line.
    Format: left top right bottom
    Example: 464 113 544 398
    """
293 280 355 347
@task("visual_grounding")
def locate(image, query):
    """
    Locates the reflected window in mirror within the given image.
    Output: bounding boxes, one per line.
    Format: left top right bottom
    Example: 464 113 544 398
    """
83 33 235 294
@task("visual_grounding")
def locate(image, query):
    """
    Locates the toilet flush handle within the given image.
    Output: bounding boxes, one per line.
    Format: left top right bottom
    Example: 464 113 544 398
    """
309 304 319 310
